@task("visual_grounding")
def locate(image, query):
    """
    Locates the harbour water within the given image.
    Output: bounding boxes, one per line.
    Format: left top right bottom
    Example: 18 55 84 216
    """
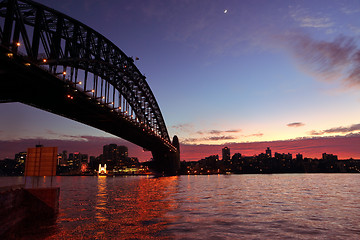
2 174 360 239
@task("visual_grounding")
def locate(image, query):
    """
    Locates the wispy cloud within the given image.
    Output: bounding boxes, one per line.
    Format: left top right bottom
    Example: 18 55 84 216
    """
284 32 360 88
170 123 194 133
244 133 264 138
44 129 91 141
287 122 305 127
349 25 360 35
225 129 242 133
208 136 237 141
340 7 360 15
290 6 333 29
309 123 360 136
197 129 241 135
299 17 333 28
182 135 237 144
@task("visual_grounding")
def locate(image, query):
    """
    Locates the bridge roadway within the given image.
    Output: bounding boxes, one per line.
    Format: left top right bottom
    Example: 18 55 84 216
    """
0 0 180 175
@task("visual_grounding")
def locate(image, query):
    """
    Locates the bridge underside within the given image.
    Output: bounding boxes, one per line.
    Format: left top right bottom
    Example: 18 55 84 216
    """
0 46 179 175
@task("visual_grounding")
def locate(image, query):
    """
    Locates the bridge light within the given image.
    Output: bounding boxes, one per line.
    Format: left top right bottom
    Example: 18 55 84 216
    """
118 107 121 109
91 89 95 93
7 53 13 58
78 81 82 85
24 63 31 66
16 42 21 47
43 59 47 63
102 96 105 99
62 71 66 75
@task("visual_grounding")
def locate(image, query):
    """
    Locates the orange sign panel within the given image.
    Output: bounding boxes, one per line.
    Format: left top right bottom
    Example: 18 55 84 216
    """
25 147 58 176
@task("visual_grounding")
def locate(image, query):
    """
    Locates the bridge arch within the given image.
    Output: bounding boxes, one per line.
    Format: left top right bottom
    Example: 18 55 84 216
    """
0 0 179 175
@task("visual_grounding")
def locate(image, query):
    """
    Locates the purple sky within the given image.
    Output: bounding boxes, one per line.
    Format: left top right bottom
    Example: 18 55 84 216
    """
1 0 360 161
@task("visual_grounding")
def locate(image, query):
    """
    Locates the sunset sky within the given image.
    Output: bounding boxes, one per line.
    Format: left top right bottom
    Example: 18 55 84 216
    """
1 0 360 161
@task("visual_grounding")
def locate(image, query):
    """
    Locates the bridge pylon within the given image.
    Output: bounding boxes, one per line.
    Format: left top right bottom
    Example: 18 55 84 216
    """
151 136 180 176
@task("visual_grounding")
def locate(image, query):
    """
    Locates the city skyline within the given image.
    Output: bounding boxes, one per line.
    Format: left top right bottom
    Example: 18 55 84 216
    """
1 0 360 161
1 137 360 162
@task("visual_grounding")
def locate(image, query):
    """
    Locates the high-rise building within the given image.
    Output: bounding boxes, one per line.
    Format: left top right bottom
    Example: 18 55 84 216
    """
266 147 272 158
103 144 129 167
222 147 230 161
68 152 82 170
117 145 128 159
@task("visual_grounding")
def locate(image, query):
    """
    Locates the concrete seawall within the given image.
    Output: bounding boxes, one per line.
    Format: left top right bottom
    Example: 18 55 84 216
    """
0 186 60 238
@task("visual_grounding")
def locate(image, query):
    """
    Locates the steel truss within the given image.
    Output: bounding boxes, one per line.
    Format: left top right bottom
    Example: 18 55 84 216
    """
0 0 174 147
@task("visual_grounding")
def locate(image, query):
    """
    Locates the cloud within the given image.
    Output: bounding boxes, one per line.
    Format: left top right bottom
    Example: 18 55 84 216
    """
225 129 242 133
298 17 333 28
207 136 237 141
290 7 333 29
208 130 222 135
309 123 360 136
245 133 264 138
170 123 194 133
287 122 305 127
349 25 360 35
182 135 237 144
284 32 360 88
307 130 323 136
340 7 360 15
197 129 241 135
44 129 94 141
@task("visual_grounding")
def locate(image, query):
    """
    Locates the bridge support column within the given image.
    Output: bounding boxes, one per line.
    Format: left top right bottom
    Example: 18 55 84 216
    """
151 136 180 176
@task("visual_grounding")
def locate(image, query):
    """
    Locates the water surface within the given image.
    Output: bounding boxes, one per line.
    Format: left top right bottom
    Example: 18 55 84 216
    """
2 174 360 239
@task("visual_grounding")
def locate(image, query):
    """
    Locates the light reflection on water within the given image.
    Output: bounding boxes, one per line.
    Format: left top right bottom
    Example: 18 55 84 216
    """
52 175 179 239
2 174 360 239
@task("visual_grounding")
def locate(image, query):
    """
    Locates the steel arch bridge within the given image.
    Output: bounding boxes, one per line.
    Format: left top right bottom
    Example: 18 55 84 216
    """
0 0 180 175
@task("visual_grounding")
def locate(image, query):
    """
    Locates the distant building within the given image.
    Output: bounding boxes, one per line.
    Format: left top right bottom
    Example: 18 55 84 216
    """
60 150 68 166
14 151 26 175
265 147 272 158
117 145 128 160
103 144 129 168
222 147 230 161
322 153 338 161
14 152 26 165
68 152 86 170
232 153 242 161
103 144 118 163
